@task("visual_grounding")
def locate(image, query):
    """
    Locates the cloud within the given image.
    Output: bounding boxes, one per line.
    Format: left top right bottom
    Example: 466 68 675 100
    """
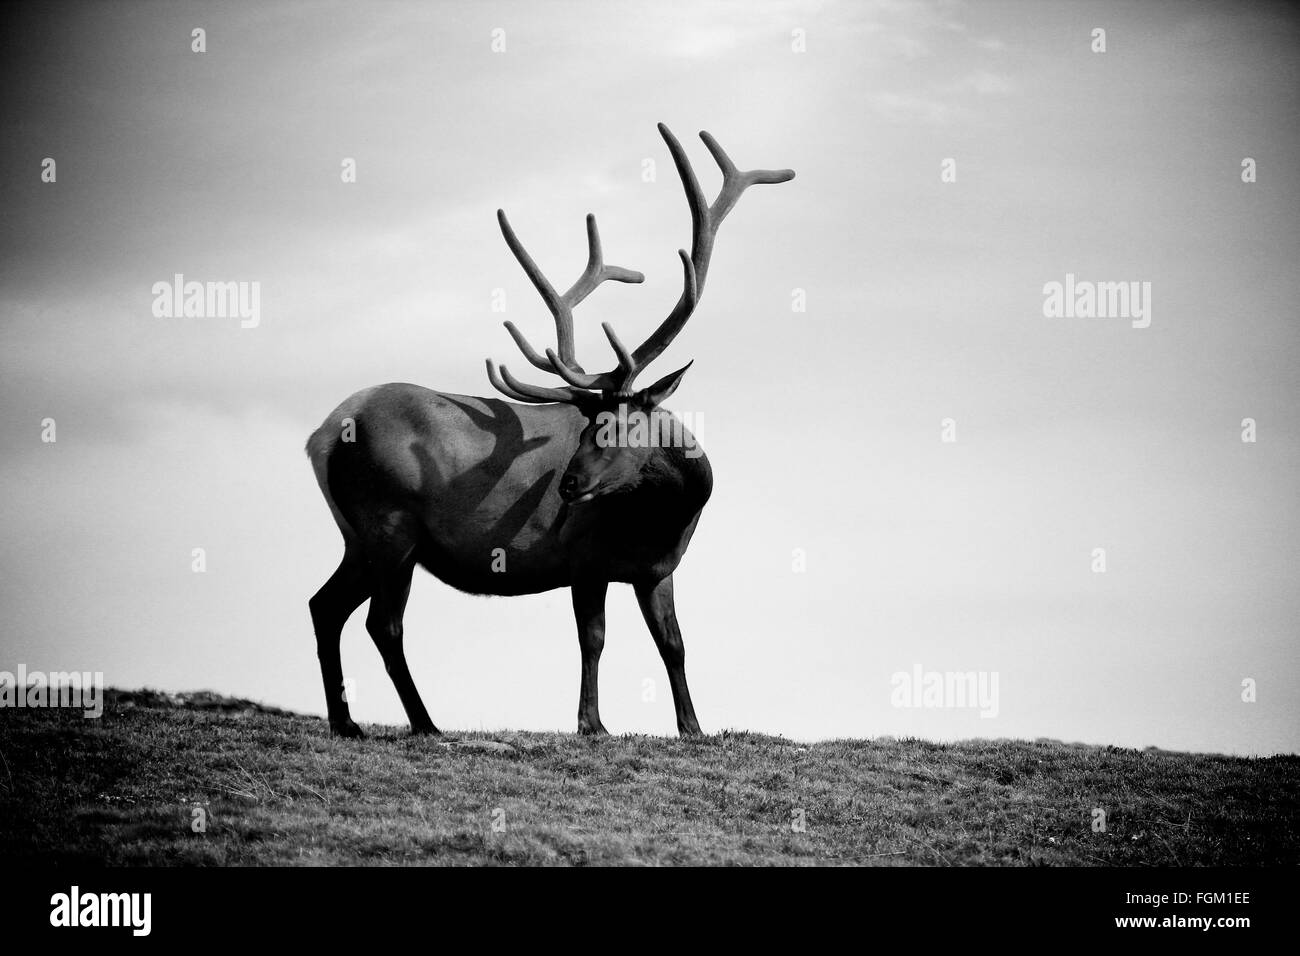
665 25 746 59
867 90 972 125
945 69 1014 96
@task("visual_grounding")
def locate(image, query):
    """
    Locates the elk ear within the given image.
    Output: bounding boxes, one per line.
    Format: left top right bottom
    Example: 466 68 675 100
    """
637 360 693 407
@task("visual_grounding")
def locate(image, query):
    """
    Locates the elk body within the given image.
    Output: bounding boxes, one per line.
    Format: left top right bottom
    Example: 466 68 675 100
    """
307 124 793 737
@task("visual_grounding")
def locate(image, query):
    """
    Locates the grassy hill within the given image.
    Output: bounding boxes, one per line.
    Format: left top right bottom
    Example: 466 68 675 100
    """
1 689 1296 866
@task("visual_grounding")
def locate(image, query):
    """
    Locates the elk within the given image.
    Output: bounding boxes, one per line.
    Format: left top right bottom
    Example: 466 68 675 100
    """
306 123 793 737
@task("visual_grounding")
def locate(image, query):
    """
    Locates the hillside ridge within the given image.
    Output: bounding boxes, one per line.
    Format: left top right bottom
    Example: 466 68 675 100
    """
1 688 1296 865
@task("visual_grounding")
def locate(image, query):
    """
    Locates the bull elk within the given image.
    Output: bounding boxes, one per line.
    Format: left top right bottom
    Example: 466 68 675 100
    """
307 123 793 737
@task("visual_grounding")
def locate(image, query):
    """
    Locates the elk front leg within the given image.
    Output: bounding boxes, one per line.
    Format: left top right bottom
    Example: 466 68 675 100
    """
634 575 702 736
572 580 609 735
366 554 438 735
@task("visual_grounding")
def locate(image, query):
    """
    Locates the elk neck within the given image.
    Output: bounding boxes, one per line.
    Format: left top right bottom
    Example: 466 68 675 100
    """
631 439 713 520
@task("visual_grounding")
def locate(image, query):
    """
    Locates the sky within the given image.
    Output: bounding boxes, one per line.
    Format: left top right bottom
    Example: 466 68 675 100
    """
1 0 1297 755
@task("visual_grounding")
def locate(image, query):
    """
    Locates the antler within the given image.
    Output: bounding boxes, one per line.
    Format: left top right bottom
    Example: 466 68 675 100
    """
487 124 794 402
496 210 644 376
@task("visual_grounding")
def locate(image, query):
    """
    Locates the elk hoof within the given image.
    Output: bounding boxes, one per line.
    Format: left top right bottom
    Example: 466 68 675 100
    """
410 722 441 736
330 719 365 739
578 720 609 736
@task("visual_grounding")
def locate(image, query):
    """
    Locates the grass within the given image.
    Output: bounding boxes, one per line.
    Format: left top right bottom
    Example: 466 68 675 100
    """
1 689 1296 865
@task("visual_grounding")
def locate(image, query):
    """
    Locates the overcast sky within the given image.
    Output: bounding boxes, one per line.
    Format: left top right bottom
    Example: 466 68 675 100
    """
1 0 1296 755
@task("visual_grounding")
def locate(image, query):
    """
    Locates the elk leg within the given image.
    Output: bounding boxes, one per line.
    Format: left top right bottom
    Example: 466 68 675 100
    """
366 554 439 735
309 549 371 738
635 575 702 736
572 580 609 735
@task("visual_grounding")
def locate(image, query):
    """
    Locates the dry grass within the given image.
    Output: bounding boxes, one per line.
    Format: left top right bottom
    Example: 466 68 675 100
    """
1 689 1296 866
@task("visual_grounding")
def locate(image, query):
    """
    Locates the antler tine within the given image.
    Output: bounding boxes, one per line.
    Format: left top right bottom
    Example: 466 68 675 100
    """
485 358 591 405
502 320 552 372
627 247 697 373
658 123 710 260
615 120 793 387
497 209 574 372
561 214 645 312
544 347 608 389
500 363 590 403
700 131 796 228
485 358 536 402
600 322 637 378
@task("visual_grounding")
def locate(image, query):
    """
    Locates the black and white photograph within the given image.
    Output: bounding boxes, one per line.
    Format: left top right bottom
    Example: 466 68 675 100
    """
1 0 1296 931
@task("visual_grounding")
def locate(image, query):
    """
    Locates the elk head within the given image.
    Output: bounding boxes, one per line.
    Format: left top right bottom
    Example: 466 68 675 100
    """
486 123 795 504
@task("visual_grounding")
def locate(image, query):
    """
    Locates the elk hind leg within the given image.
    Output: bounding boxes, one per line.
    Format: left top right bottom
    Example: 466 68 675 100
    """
310 548 371 738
